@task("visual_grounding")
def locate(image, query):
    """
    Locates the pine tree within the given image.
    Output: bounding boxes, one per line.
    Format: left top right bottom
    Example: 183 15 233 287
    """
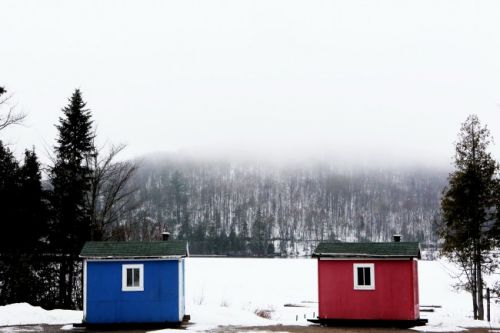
18 149 53 307
0 144 50 305
50 89 94 308
0 141 20 304
440 115 498 320
19 148 47 251
251 208 267 255
0 141 21 253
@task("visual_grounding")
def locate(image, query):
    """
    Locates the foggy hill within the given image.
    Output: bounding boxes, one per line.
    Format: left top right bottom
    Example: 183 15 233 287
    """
118 155 447 256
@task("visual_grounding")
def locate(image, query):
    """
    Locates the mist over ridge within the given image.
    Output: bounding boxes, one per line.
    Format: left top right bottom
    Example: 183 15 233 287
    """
118 150 448 255
136 144 454 174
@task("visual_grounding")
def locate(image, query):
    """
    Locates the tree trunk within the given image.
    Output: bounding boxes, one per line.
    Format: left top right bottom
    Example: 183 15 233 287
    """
476 244 484 320
58 258 67 308
66 257 74 308
472 262 478 319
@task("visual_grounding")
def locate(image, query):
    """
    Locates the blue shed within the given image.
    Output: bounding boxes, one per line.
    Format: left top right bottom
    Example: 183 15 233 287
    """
80 240 189 325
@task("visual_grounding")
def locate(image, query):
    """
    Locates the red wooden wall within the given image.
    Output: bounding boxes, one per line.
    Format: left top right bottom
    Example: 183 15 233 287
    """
318 259 419 320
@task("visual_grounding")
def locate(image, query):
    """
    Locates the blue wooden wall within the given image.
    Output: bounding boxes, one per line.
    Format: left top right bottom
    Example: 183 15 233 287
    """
85 259 183 324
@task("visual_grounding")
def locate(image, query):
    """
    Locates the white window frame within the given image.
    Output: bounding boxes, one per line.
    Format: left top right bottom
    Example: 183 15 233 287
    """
353 263 375 290
122 264 144 291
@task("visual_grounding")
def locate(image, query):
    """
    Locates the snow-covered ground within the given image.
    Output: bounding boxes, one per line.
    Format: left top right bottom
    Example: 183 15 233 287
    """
184 258 317 331
0 258 498 332
414 259 499 332
183 258 500 332
0 303 82 327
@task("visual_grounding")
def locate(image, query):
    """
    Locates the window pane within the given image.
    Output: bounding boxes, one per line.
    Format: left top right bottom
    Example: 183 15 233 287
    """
127 268 133 287
133 268 140 286
357 267 364 285
364 267 371 285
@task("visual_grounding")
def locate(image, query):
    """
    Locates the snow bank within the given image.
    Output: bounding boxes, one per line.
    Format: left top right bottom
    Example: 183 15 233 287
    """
0 303 82 326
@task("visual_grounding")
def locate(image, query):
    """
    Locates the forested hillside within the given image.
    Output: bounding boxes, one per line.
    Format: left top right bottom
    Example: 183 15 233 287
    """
117 155 447 256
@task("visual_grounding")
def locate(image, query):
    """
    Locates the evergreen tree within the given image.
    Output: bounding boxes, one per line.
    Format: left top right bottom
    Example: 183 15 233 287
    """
50 89 94 308
0 141 21 253
228 227 240 255
19 148 47 251
18 148 53 307
0 141 21 304
251 208 267 255
0 144 50 305
440 115 498 320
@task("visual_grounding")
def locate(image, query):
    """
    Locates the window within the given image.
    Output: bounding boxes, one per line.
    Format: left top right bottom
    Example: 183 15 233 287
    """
122 264 144 291
353 263 375 290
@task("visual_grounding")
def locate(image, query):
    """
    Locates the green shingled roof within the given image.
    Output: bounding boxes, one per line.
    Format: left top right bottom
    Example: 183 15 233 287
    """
80 241 188 258
312 242 420 258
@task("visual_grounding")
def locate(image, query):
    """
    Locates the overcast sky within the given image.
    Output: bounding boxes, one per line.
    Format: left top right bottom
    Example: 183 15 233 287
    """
1 0 500 168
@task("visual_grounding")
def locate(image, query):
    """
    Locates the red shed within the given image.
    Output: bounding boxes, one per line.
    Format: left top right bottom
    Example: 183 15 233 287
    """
311 239 426 326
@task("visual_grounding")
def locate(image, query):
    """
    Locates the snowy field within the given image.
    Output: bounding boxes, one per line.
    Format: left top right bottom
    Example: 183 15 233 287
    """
0 258 498 332
184 258 500 332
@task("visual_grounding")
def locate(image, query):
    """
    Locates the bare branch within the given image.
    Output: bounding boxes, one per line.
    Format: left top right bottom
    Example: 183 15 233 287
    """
85 142 139 241
0 92 26 132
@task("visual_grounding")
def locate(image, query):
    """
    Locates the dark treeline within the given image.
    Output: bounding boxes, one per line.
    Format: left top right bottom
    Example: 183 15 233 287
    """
0 88 136 310
118 157 446 256
0 145 52 306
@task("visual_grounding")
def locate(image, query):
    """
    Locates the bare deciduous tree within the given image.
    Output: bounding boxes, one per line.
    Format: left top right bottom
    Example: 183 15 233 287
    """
86 143 138 240
0 87 26 132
